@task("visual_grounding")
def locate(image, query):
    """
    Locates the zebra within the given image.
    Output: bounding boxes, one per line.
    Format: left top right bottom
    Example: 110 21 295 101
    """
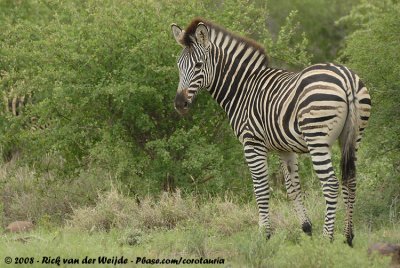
171 18 371 246
1 91 46 131
2 90 31 117
1 89 48 161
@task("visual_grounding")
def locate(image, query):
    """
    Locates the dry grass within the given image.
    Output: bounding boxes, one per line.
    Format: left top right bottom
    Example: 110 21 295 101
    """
67 188 137 231
138 190 197 229
0 160 258 236
0 160 108 228
199 198 258 236
1 162 398 268
68 189 198 231
67 188 259 237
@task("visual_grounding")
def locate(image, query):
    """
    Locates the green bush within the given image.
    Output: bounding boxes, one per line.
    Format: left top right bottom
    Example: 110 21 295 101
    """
338 0 400 225
266 0 360 62
0 0 311 198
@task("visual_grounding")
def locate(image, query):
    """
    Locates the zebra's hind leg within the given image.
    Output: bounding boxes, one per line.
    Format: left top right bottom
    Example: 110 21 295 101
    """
309 147 339 241
340 131 362 247
341 83 371 247
243 142 271 239
341 175 356 246
279 152 312 235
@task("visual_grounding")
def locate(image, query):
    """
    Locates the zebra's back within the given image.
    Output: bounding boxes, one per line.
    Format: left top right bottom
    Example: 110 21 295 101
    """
248 63 370 153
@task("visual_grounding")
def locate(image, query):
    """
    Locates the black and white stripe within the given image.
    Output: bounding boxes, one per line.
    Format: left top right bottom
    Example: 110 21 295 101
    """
1 91 47 132
172 18 371 246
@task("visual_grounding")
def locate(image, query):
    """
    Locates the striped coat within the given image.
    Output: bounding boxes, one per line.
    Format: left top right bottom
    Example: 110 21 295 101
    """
171 18 371 246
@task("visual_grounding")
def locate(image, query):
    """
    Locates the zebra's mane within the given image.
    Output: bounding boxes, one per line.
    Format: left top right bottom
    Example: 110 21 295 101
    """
183 18 269 65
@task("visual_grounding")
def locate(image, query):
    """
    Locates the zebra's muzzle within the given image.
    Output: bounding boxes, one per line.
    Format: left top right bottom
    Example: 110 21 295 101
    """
174 88 190 115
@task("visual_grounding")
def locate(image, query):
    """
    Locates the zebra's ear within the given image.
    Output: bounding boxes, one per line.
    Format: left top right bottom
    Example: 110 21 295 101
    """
171 23 185 48
195 23 209 48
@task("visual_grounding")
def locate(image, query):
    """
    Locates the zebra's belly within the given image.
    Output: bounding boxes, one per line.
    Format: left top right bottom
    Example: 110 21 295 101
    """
262 125 309 154
241 110 309 153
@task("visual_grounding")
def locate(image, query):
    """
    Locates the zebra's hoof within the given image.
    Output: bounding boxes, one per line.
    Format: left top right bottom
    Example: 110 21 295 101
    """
258 225 271 240
302 222 312 236
345 232 354 247
266 232 271 240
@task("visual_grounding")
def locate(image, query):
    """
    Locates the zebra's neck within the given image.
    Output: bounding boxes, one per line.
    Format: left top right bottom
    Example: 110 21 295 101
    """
206 27 280 134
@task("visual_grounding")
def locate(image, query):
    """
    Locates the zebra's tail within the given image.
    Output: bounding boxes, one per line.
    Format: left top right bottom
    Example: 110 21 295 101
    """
339 84 359 182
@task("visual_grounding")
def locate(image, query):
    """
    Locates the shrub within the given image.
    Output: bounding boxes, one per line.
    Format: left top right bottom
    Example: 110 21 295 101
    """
338 0 400 226
0 0 311 196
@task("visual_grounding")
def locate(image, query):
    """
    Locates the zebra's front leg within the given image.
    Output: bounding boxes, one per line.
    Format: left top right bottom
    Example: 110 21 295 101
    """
279 152 312 235
243 142 271 239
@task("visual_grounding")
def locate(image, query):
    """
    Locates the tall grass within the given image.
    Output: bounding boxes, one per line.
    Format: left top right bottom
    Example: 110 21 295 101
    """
1 161 399 267
0 159 109 228
1 188 397 267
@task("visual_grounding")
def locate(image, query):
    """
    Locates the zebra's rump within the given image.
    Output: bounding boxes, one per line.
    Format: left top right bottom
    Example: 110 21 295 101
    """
252 63 367 153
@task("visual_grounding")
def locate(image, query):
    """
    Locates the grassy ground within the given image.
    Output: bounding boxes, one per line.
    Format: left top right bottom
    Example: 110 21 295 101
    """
0 225 397 268
1 189 398 268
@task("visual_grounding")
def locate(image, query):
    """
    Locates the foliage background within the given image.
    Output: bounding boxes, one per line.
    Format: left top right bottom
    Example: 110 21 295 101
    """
0 0 399 232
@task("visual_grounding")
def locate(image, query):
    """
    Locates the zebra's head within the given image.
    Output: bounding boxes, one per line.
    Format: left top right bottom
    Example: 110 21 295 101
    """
171 22 212 115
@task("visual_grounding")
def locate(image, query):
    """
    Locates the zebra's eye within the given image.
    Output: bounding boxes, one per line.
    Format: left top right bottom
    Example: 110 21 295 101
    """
194 61 203 69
